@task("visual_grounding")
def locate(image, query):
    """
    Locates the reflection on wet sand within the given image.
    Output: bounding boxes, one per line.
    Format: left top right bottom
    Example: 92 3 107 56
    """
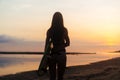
0 53 120 76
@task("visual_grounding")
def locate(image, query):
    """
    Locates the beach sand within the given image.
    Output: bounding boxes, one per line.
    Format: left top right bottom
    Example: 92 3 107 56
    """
0 57 120 80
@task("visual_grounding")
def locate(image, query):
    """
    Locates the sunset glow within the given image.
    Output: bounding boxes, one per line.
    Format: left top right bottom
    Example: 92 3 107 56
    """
0 0 120 52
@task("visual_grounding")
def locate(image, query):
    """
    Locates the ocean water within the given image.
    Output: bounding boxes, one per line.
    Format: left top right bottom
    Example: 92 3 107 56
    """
0 52 120 76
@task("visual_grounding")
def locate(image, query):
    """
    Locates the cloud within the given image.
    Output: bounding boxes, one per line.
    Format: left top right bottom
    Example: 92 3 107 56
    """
0 35 44 52
20 4 32 8
0 35 24 43
12 4 32 11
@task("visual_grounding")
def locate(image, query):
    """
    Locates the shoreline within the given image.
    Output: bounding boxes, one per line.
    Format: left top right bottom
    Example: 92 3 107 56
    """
0 57 120 80
0 52 96 55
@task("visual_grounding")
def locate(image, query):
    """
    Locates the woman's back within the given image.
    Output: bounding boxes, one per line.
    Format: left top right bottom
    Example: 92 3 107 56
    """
48 27 68 52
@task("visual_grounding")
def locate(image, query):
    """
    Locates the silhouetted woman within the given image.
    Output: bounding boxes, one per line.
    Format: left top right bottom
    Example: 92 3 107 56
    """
45 12 70 80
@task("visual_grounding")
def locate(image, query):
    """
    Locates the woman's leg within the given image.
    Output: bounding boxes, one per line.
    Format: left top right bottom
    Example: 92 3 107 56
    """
49 55 57 80
57 54 66 80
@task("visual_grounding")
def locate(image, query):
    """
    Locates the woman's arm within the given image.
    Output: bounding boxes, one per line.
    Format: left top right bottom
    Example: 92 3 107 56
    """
44 30 51 52
64 28 70 47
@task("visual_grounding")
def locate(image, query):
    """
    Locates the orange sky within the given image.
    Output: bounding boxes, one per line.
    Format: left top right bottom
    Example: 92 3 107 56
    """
0 0 120 52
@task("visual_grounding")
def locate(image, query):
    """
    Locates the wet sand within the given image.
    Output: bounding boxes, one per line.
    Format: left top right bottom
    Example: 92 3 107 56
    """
0 57 120 80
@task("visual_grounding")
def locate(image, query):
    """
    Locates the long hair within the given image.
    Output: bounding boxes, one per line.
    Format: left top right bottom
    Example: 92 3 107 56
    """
51 12 64 28
49 12 65 43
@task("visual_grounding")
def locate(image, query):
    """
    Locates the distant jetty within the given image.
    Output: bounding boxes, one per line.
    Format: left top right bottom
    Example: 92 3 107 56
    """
0 52 96 55
111 50 120 53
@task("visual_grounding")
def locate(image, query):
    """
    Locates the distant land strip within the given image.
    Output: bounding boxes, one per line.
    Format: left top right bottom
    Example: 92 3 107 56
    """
111 50 120 53
0 52 96 55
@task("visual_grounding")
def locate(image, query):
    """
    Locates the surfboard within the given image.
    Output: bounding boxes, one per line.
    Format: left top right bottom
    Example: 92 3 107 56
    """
37 41 51 76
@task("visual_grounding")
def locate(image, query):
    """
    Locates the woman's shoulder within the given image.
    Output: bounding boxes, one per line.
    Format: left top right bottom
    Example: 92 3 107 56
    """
46 28 51 36
63 27 68 33
47 28 52 33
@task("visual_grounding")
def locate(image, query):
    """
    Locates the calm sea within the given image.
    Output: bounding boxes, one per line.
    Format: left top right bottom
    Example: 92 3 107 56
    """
0 52 120 76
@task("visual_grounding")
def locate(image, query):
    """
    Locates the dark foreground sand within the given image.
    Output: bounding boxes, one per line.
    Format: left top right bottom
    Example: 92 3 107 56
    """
0 57 120 80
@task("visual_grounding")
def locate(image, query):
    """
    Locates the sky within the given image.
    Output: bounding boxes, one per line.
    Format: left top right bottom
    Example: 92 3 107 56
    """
0 0 120 52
